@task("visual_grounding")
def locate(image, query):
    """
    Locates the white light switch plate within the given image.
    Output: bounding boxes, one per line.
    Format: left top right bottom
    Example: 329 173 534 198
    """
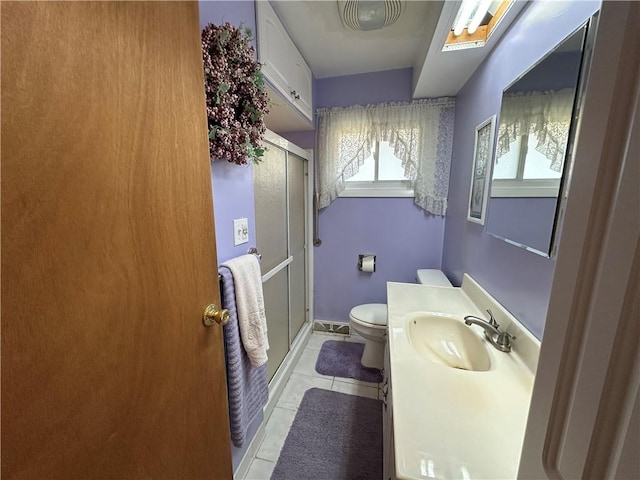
233 218 249 246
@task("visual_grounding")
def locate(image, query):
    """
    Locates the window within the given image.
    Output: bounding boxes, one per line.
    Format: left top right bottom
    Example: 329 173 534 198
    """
341 141 413 197
316 98 455 214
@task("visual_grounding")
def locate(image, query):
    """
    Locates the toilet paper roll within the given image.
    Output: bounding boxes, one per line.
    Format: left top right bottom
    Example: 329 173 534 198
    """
361 255 375 273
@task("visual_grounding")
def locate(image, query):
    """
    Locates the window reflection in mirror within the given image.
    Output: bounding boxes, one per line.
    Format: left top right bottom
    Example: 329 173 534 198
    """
485 22 590 256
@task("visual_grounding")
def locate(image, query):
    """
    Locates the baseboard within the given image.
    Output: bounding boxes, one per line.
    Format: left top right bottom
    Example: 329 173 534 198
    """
313 319 350 335
233 321 312 478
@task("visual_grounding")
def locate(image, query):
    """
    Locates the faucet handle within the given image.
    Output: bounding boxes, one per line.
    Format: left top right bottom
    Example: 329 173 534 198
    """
486 309 499 327
496 331 516 351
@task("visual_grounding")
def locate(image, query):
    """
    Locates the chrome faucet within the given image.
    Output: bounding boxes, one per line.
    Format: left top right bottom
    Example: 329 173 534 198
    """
464 309 516 353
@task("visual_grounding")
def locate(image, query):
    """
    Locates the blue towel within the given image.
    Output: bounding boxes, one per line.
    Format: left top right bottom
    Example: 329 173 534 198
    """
219 266 269 447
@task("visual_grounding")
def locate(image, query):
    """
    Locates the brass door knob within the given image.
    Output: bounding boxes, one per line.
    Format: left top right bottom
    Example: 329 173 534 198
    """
203 304 230 327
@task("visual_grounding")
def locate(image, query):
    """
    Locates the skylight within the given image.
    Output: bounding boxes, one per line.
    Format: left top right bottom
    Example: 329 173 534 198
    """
442 0 513 51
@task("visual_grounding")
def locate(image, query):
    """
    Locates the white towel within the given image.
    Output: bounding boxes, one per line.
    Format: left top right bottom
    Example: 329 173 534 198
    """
221 254 269 367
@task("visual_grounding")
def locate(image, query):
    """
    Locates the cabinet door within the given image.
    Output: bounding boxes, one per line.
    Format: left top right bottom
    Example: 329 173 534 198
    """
290 51 313 121
256 1 294 102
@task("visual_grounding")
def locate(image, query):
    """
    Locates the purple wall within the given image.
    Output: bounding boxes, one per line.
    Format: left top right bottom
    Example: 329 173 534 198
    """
315 197 445 321
311 68 445 323
210 161 257 263
200 0 258 265
316 68 413 108
442 0 599 339
280 130 315 150
199 1 261 472
199 1 255 36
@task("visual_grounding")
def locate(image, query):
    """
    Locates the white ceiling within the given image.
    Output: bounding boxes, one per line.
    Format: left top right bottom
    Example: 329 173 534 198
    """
271 0 444 79
269 0 528 96
264 0 528 132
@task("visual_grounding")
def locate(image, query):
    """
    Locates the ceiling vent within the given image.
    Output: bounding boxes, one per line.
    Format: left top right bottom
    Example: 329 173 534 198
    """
337 0 403 31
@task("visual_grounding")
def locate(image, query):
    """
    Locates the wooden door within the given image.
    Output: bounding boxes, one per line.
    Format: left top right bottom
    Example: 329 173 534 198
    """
1 2 232 478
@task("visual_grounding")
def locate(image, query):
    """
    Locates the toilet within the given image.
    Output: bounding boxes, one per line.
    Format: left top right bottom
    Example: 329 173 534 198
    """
349 269 452 370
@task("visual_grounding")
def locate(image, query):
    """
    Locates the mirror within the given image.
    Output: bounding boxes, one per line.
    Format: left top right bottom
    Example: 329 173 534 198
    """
485 21 591 257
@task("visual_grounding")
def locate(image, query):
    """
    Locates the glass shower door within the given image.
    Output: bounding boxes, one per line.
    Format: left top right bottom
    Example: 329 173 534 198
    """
253 142 308 381
253 140 308 380
254 145 289 380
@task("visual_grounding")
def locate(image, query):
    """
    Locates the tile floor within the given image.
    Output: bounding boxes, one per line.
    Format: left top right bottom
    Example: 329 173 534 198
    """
241 332 381 480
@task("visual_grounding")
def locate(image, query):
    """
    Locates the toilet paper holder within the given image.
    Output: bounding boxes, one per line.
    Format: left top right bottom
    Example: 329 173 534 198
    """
358 254 376 272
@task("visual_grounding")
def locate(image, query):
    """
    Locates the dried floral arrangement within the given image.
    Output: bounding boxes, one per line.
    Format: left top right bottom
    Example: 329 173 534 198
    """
202 23 269 165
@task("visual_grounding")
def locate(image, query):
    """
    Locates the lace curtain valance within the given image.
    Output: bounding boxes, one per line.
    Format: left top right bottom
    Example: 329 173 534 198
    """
497 88 575 172
316 98 456 216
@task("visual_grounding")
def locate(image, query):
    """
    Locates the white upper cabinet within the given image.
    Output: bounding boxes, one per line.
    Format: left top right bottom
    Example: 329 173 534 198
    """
256 3 290 100
256 1 313 122
289 52 313 120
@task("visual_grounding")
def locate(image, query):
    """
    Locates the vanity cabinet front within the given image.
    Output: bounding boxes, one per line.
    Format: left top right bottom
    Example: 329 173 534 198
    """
382 341 395 480
256 1 313 122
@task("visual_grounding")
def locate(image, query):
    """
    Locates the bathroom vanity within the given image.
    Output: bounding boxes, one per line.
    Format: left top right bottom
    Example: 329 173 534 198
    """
383 275 540 480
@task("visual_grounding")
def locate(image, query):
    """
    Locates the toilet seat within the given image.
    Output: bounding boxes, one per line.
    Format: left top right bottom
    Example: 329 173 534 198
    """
349 303 387 329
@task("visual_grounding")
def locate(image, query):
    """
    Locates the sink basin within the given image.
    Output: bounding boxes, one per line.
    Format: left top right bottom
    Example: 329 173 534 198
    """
406 312 491 371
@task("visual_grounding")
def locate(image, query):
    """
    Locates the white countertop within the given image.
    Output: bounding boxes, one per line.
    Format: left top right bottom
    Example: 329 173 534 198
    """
387 279 539 480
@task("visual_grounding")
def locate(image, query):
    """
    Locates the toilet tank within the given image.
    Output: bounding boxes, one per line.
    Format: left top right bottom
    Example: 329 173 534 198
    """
416 269 452 287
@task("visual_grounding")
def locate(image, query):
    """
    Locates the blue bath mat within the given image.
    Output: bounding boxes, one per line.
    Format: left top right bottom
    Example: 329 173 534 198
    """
271 388 382 480
315 340 382 383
